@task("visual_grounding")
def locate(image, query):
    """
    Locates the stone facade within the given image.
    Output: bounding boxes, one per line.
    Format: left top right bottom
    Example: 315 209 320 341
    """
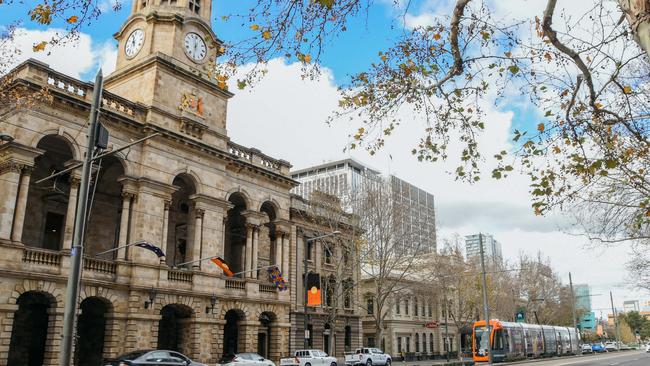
288 194 363 357
0 1 360 365
359 278 458 360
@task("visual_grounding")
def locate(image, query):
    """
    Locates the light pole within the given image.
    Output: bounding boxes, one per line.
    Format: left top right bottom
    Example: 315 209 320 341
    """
0 134 14 142
303 231 340 348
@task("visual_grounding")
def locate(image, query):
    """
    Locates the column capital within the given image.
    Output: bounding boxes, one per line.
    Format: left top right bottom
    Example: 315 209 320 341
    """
0 141 43 168
195 208 205 218
121 190 136 200
0 161 24 175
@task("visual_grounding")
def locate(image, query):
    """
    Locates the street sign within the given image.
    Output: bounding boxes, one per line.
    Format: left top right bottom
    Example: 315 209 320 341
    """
424 321 439 328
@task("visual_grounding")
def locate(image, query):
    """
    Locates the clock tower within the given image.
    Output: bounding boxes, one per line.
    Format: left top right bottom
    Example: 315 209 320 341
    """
105 0 231 136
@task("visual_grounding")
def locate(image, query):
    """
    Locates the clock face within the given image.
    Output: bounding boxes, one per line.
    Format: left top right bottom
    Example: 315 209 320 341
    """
184 32 207 61
125 29 145 58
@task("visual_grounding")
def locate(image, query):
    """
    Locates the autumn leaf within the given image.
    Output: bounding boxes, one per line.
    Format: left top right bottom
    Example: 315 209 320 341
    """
250 24 260 31
595 102 603 109
623 85 632 94
303 54 312 63
537 123 545 132
262 30 272 40
433 33 441 41
32 41 47 52
66 15 79 24
314 0 335 9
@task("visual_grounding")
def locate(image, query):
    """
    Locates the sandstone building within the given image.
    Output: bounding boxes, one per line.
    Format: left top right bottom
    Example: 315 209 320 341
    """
0 0 360 365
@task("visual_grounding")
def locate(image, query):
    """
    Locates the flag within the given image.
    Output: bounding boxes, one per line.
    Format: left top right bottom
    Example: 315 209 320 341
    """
134 242 165 258
267 266 288 291
306 272 321 306
211 257 234 277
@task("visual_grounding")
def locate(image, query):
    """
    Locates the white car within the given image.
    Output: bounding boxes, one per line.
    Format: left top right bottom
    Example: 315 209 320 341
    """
280 350 337 366
221 353 276 366
604 342 618 352
345 348 391 366
645 343 650 353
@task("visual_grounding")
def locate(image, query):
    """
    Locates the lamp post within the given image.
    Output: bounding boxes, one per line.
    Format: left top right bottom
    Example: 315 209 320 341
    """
303 231 340 348
0 134 14 142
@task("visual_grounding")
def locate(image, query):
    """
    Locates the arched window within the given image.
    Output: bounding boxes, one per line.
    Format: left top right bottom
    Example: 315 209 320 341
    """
415 333 420 352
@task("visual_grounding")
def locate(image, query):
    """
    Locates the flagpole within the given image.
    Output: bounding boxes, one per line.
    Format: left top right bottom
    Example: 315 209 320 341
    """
176 255 221 268
94 240 146 257
232 264 280 277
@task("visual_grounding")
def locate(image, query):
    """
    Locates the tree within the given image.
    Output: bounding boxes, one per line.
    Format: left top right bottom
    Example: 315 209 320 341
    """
350 176 423 350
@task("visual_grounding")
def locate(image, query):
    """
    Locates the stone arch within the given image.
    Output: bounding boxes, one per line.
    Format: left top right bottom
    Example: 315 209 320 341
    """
169 168 203 195
7 290 58 366
222 308 247 356
224 188 252 209
218 304 249 320
259 201 278 276
22 134 77 250
75 296 113 366
86 155 127 256
156 293 200 315
224 191 250 275
29 129 81 161
157 303 195 354
9 279 62 308
166 174 198 267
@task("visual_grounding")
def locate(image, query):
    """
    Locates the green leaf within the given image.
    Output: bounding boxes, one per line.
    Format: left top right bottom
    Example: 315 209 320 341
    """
508 65 520 74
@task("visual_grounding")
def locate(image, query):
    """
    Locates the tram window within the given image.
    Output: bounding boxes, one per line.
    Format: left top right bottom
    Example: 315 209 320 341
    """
492 330 504 350
503 331 510 351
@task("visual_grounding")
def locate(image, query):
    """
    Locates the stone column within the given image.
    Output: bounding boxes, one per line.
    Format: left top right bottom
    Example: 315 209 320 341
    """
274 233 282 271
10 166 32 242
160 201 170 260
62 177 80 250
245 224 253 278
252 227 259 279
192 208 204 268
117 192 133 260
282 233 290 277
0 164 21 241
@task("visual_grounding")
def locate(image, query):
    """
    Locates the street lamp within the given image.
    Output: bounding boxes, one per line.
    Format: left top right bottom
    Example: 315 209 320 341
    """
303 230 341 348
0 134 14 143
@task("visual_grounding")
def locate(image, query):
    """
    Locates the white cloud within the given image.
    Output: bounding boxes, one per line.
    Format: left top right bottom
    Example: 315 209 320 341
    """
3 28 117 80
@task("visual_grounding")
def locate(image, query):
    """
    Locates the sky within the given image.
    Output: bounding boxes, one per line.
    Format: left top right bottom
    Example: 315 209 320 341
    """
1 0 647 315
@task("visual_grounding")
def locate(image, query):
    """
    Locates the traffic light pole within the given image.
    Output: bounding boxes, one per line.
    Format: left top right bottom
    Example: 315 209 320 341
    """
59 69 103 366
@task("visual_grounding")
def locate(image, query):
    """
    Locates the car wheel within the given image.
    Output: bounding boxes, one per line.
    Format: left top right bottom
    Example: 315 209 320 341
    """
331 362 337 366
366 360 372 366
305 363 311 366
386 360 391 366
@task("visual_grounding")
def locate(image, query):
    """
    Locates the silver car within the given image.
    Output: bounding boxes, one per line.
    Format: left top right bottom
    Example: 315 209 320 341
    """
221 353 276 366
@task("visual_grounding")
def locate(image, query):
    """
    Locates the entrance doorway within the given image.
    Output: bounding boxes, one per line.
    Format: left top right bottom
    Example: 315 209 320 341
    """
7 292 52 366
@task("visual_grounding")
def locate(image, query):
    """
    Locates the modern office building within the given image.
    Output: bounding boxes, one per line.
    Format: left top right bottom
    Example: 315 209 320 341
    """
574 284 596 330
623 300 640 313
464 234 503 263
291 159 437 254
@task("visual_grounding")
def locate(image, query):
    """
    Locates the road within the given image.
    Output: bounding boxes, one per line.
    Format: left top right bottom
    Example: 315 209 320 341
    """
501 351 650 366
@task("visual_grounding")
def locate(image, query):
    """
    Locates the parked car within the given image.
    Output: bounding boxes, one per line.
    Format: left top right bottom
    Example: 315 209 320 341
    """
220 353 276 366
280 350 337 366
104 350 207 366
645 343 650 353
581 344 593 354
604 342 619 352
345 348 391 366
591 343 606 353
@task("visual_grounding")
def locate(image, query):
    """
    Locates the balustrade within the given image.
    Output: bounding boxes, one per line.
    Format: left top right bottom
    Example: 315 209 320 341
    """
22 247 61 266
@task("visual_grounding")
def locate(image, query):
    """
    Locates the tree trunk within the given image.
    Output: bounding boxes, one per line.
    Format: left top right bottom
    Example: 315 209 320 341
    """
619 0 650 58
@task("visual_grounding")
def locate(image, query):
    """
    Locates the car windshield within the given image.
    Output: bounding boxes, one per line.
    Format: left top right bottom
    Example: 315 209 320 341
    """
116 350 150 360
474 326 490 352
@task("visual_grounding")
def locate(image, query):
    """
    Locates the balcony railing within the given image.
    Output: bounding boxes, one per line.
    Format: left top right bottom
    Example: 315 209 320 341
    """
228 142 288 174
225 279 246 291
83 257 116 275
168 269 193 283
259 283 277 293
22 247 61 267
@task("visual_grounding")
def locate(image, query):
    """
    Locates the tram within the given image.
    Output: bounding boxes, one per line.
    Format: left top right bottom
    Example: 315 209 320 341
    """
472 319 580 363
